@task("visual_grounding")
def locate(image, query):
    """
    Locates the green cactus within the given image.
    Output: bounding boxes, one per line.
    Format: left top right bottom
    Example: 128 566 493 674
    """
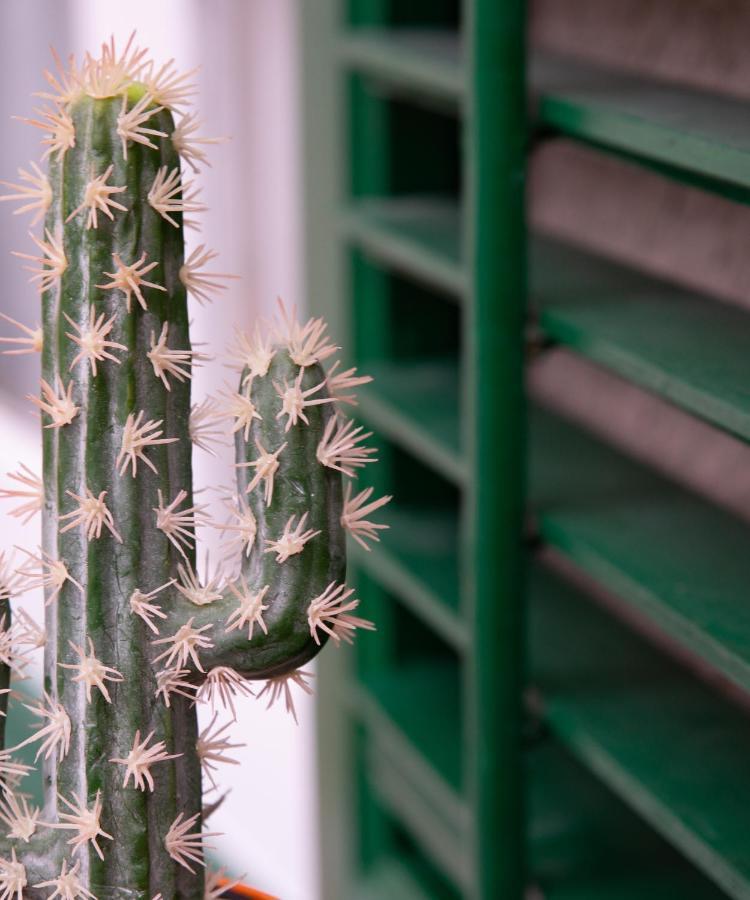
0 35 389 899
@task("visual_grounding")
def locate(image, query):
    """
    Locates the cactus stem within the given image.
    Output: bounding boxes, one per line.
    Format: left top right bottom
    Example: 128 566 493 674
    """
12 229 67 292
97 250 166 313
0 161 52 224
264 512 321 563
256 669 314 725
178 244 238 305
109 729 181 792
63 307 127 375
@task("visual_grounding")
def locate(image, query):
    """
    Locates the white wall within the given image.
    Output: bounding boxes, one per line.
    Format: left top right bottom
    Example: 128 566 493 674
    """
0 3 316 898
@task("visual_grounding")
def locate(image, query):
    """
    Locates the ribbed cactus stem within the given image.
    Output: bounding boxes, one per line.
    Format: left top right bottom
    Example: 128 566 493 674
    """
43 89 199 898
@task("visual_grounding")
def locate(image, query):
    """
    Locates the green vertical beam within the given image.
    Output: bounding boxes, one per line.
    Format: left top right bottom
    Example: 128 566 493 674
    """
465 0 527 898
299 3 351 900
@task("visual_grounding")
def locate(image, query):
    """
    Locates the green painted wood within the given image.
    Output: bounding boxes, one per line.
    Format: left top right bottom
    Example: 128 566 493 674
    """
529 740 729 900
354 859 445 900
339 29 464 106
530 408 750 697
534 53 750 190
343 198 466 297
346 13 405 879
357 358 465 485
300 1 356 897
466 1 527 897
530 563 750 899
365 738 472 892
355 662 462 793
350 504 467 650
532 237 750 442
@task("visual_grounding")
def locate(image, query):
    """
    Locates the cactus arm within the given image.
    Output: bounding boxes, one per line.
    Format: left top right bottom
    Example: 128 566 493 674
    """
167 354 345 679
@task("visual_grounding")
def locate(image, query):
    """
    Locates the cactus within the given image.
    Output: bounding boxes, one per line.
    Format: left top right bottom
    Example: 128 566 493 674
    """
0 35 389 899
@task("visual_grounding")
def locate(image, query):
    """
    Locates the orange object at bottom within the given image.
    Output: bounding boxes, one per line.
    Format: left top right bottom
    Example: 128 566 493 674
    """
219 881 280 900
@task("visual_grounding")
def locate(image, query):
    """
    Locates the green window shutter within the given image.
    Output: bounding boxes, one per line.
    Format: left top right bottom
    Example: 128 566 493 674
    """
302 2 745 897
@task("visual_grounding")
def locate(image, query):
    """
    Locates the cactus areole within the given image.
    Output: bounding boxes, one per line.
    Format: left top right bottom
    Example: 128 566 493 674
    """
0 35 388 899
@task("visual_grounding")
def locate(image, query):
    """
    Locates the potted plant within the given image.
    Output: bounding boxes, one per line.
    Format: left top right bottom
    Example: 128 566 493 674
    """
0 33 389 899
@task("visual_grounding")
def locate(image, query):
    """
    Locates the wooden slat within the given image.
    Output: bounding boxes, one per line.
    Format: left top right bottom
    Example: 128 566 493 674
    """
354 859 451 900
529 741 728 900
350 505 467 651
358 358 465 485
533 53 750 189
350 662 470 890
339 29 464 106
365 739 472 893
342 198 466 297
530 564 750 899
531 236 750 442
339 30 750 192
530 408 750 696
353 663 463 796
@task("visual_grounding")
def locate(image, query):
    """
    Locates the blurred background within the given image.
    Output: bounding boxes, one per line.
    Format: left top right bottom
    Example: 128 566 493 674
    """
0 3 313 898
6 2 750 899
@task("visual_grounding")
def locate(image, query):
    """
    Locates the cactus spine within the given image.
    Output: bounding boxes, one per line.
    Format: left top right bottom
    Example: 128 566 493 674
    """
0 35 388 899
